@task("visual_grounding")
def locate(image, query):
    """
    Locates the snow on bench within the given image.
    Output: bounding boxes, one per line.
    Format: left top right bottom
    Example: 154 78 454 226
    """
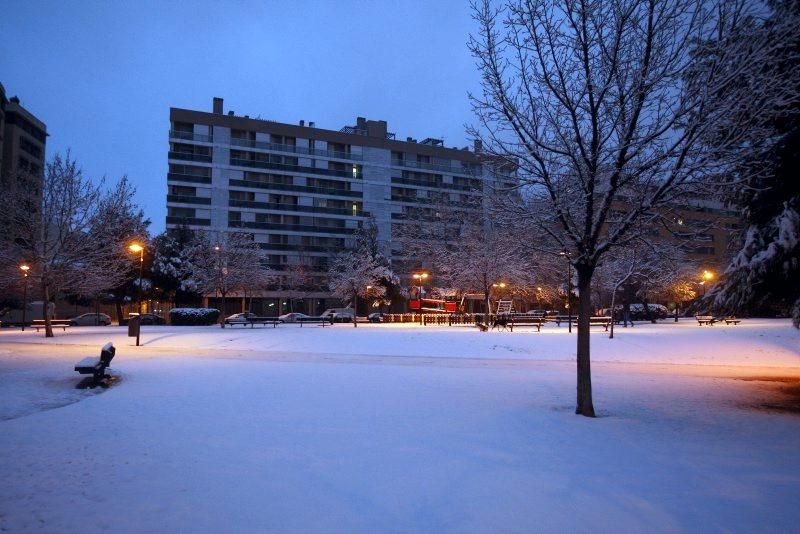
74 342 116 388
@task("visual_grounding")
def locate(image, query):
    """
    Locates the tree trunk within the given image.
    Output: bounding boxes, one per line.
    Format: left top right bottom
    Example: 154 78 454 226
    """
43 283 53 338
642 296 655 323
609 286 617 339
115 298 124 326
575 265 596 417
220 293 226 328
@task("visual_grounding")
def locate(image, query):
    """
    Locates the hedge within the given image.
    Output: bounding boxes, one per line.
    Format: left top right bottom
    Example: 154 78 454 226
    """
168 307 220 326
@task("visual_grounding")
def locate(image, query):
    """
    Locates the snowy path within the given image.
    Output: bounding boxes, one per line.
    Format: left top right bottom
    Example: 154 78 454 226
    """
1 320 799 531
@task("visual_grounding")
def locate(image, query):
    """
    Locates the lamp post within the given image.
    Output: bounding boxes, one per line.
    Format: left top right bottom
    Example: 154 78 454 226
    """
129 243 144 314
412 272 428 302
412 272 429 322
700 269 714 297
560 249 573 333
20 264 30 331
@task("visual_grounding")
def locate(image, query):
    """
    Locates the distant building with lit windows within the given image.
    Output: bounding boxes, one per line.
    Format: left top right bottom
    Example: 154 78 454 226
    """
166 98 508 315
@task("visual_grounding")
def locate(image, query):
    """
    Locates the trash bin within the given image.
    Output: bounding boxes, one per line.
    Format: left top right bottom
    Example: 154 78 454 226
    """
128 313 140 338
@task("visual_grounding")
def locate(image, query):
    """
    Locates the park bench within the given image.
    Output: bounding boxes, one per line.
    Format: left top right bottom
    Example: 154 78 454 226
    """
696 315 716 326
554 315 576 327
31 319 71 332
226 317 282 328
509 315 543 332
297 316 334 327
74 342 115 388
554 316 612 330
585 317 612 331
723 316 741 325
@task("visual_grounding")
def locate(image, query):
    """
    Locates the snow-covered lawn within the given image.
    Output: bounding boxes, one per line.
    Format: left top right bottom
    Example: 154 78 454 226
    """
1 319 799 531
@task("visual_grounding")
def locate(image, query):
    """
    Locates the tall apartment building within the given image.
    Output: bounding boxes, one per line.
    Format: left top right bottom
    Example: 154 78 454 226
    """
167 98 503 314
0 82 47 197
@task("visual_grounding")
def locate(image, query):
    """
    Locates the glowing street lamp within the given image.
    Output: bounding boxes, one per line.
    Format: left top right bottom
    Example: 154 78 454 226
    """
20 264 30 331
412 272 429 300
129 243 145 314
700 269 714 297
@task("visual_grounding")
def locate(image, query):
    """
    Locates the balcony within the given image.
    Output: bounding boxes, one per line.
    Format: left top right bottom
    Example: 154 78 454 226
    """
257 242 340 253
229 137 363 161
391 158 478 175
168 151 212 163
391 176 479 192
167 195 212 205
229 179 362 198
166 216 211 226
229 220 355 234
229 199 366 217
168 173 212 184
229 157 361 179
169 130 213 143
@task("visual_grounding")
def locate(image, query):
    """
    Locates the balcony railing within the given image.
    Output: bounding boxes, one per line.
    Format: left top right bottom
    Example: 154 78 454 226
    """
168 173 212 184
168 151 212 163
229 157 361 179
229 220 356 234
229 137 363 161
391 158 478 175
257 242 343 253
169 130 213 143
229 199 366 217
229 179 362 198
391 176 479 192
166 216 211 226
167 195 212 205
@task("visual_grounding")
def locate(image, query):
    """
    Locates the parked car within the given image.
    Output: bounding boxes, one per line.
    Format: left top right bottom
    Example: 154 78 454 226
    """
68 313 111 326
368 312 388 323
278 312 309 323
321 308 355 322
225 312 258 324
138 313 166 325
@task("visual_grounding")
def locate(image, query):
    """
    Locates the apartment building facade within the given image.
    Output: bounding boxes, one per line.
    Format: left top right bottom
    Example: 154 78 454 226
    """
0 82 47 198
166 98 502 315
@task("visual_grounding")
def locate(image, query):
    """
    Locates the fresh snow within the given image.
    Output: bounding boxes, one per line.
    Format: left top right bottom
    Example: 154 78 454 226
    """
1 319 799 531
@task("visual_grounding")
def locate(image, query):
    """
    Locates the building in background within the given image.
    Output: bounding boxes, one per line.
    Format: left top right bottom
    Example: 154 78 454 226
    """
166 98 508 315
0 82 47 198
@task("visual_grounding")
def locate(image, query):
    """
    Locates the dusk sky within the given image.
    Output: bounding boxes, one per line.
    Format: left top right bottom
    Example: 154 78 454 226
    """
0 0 479 233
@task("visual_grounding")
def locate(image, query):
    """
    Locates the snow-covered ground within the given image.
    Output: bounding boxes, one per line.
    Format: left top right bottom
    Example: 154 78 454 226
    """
1 319 799 531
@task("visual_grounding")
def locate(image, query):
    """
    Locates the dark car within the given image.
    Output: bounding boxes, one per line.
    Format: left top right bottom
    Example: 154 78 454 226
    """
139 313 166 325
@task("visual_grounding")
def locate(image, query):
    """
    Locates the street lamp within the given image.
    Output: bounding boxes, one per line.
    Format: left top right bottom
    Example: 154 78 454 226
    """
129 243 145 314
20 264 30 331
559 249 573 333
412 272 429 300
700 269 714 297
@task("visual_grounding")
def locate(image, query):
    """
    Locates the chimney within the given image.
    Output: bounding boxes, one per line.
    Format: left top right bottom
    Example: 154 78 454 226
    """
309 121 315 128
473 139 483 152
213 97 223 114
299 120 305 126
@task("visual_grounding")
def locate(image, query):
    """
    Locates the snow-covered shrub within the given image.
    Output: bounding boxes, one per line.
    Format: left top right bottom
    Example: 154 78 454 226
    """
168 307 220 326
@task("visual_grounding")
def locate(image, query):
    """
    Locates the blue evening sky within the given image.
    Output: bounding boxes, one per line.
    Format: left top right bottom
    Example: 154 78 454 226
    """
0 0 480 233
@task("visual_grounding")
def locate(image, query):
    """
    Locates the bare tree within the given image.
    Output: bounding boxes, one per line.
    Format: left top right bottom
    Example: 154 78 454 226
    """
183 231 268 328
468 0 800 416
328 252 391 327
595 239 688 337
0 154 141 337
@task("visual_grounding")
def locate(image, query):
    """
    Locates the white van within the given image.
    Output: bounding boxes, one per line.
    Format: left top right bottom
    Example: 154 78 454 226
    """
0 301 55 326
